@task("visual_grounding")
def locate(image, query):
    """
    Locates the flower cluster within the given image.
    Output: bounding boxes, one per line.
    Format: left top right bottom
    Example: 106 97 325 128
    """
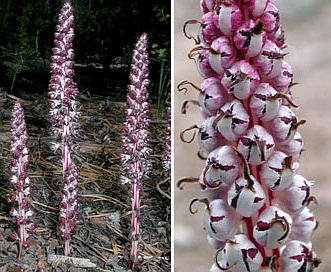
179 0 320 271
57 161 79 256
8 101 35 258
48 0 80 256
120 33 152 270
162 93 171 176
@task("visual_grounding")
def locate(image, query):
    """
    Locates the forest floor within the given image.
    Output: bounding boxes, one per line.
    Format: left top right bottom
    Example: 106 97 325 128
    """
0 89 170 271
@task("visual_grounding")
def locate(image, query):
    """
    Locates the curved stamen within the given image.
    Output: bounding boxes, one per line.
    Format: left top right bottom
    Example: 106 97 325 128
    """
176 177 199 190
230 146 255 189
188 45 205 60
304 195 318 206
214 247 237 271
180 124 199 143
189 198 210 215
269 92 298 108
293 119 306 131
212 111 226 129
181 100 199 114
177 80 201 94
202 162 225 190
270 217 290 243
197 149 208 160
289 81 299 88
183 19 201 44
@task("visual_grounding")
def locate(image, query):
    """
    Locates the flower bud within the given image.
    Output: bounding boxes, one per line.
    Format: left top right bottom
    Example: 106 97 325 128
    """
233 19 266 58
273 174 312 214
200 12 222 45
199 77 228 116
259 2 280 34
249 83 281 121
260 151 295 191
200 0 216 13
213 100 249 142
267 105 305 144
217 0 242 36
227 175 266 217
237 125 275 165
196 117 226 154
253 206 292 249
209 36 236 74
203 145 242 188
215 234 263 272
197 173 230 200
10 232 18 240
253 39 284 79
242 0 269 17
270 25 285 47
269 61 293 93
290 207 317 243
279 240 320 271
190 48 217 78
222 60 260 100
202 199 241 241
277 131 304 161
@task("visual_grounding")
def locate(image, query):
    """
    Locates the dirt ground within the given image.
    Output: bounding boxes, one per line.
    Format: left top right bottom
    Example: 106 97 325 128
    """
174 0 331 271
0 91 170 271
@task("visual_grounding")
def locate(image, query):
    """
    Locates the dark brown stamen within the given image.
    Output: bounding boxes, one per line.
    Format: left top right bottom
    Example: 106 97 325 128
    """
181 100 199 114
183 19 201 44
180 124 199 143
189 198 210 215
176 177 199 190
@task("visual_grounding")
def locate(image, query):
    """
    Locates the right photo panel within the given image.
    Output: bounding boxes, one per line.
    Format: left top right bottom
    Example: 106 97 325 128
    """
174 0 331 271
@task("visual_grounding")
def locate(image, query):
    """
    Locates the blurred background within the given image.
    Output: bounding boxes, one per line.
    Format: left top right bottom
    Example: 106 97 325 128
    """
174 0 331 271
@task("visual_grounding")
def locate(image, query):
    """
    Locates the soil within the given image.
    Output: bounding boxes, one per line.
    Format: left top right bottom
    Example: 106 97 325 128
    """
175 0 331 271
0 88 170 271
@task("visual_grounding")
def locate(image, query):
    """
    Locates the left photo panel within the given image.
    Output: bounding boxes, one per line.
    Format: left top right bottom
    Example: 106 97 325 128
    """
0 1 171 271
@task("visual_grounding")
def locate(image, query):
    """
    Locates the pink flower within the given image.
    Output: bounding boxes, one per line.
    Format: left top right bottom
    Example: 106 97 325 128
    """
162 92 171 176
48 0 80 256
120 33 151 270
8 101 34 258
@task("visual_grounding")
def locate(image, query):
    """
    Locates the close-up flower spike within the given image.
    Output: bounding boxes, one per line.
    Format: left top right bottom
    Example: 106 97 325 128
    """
179 0 321 270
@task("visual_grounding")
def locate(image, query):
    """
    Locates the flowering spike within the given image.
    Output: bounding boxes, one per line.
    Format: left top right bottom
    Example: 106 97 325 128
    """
120 33 151 270
48 0 80 256
162 92 171 176
9 101 34 258
178 0 320 270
